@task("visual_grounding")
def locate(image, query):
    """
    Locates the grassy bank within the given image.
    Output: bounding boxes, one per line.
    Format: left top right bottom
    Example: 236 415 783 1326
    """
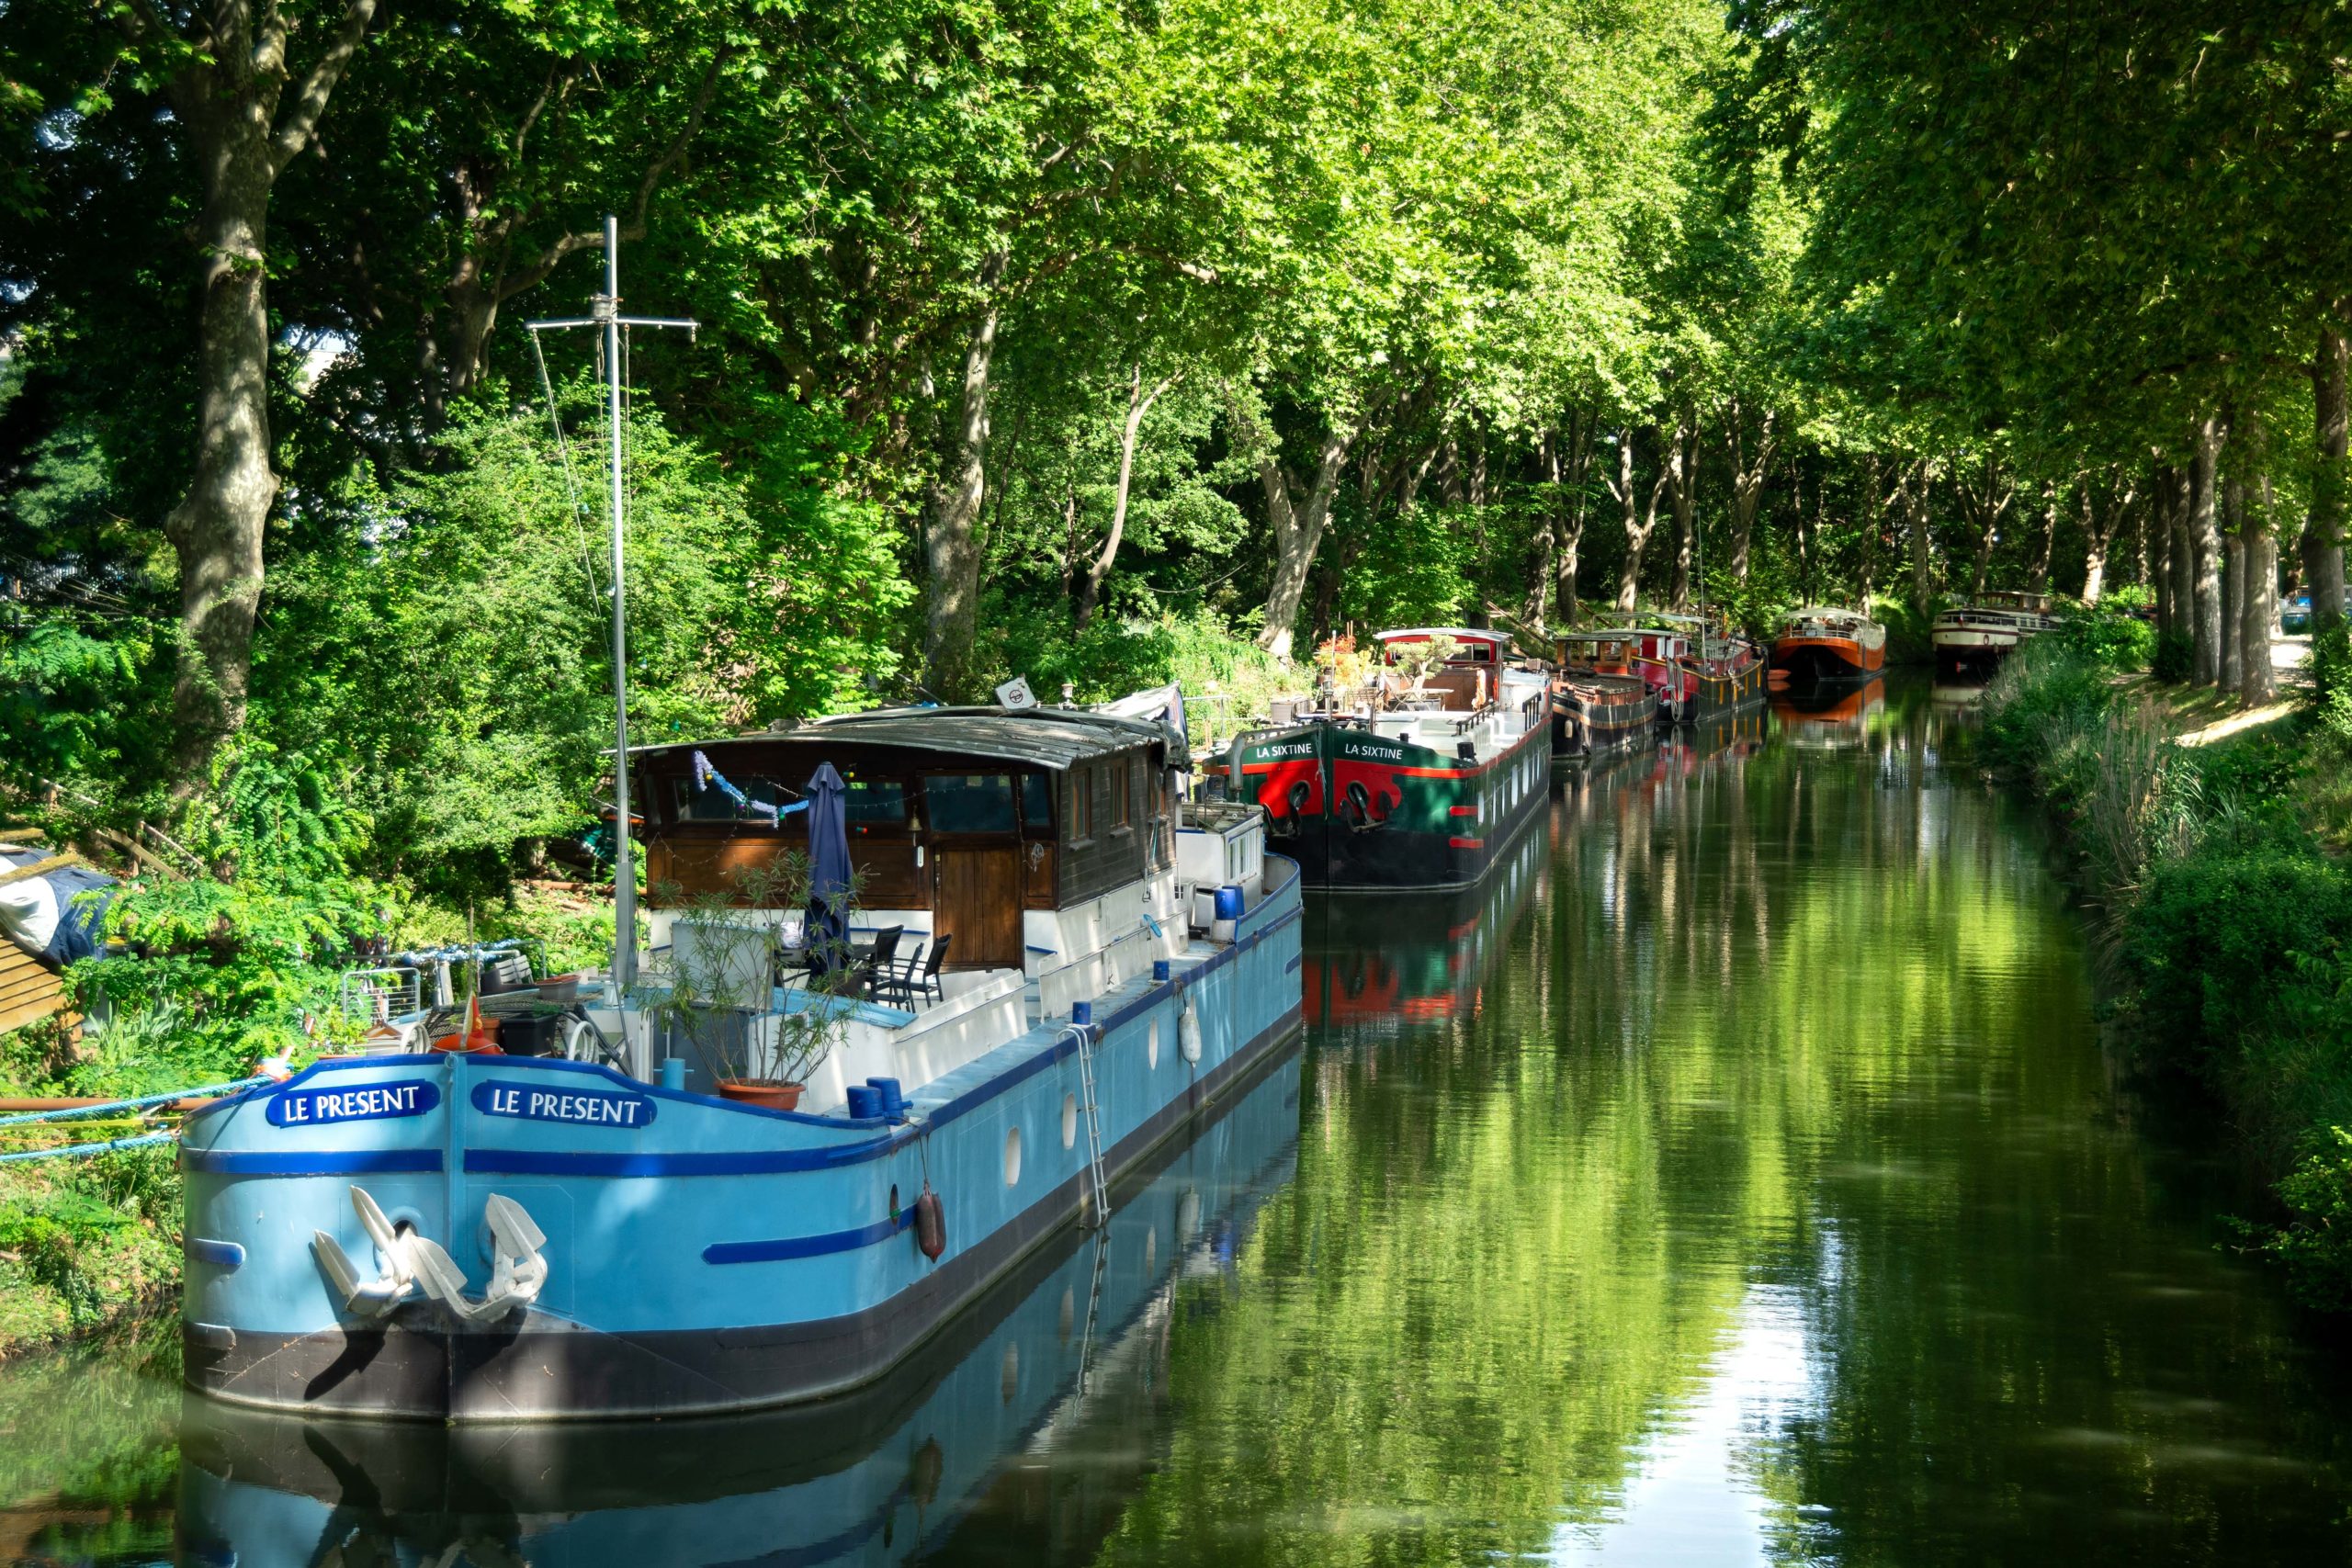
1978 616 2352 1306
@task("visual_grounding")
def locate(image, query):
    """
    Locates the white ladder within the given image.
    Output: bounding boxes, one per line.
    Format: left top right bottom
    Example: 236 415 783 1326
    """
1074 1027 1111 1225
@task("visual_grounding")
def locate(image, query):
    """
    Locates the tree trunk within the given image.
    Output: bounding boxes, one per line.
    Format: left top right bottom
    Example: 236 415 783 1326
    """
1464 431 1490 626
1523 432 1558 636
1794 469 1813 602
2307 320 2349 635
2029 480 2057 592
2080 472 2123 605
167 135 278 777
1725 402 1776 582
2131 471 2150 590
1075 367 1178 629
131 0 379 784
1258 428 1356 661
1611 430 1668 613
1555 413 1591 628
2189 414 2224 685
2244 477 2278 706
2222 473 2246 693
1665 411 1698 610
1860 456 1883 605
922 255 1004 701
2168 465 2194 649
1905 460 1935 614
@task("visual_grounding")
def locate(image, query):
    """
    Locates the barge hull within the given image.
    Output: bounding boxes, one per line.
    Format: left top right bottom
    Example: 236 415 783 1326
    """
184 1003 1300 1422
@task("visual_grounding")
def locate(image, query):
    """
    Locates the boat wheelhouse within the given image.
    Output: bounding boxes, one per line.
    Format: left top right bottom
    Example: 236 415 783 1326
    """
1224 628 1552 892
1551 631 1659 760
1930 590 2062 671
180 704 1302 1421
1769 604 1887 682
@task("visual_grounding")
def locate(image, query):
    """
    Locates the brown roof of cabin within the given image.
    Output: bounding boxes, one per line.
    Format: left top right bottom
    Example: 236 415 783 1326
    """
630 705 1185 772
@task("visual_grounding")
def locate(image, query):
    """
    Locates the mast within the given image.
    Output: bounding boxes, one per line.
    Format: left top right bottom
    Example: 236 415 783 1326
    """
603 218 636 991
527 219 696 997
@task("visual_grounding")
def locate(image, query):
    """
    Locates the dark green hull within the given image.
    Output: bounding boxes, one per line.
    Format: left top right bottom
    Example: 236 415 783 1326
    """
1232 716 1553 892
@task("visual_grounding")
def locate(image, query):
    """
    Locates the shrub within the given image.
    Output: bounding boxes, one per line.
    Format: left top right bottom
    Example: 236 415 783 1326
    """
2123 846 2352 1081
2052 600 2154 672
2152 631 2194 682
2240 1129 2352 1310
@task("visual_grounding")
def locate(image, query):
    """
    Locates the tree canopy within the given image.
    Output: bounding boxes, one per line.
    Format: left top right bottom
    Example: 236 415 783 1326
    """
3 0 2346 888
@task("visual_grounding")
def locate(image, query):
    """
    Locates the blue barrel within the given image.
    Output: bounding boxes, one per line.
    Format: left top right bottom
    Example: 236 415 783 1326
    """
1214 886 1245 921
845 1084 884 1120
1152 958 1171 982
1071 1000 1093 1026
865 1076 905 1119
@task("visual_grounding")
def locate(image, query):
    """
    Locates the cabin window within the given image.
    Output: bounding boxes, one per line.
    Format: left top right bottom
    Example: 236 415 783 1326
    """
673 773 790 824
1069 767 1095 840
842 780 907 834
925 773 1018 834
1020 773 1054 831
1467 642 1495 663
1112 760 1133 830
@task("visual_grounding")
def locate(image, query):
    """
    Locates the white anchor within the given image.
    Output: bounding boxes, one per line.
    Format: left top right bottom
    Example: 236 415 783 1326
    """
311 1187 547 1325
406 1193 548 1324
310 1186 418 1317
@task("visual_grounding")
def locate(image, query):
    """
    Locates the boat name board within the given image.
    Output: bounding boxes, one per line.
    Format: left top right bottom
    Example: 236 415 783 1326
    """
1252 739 1317 761
267 1080 440 1127
1335 737 1408 763
471 1078 657 1129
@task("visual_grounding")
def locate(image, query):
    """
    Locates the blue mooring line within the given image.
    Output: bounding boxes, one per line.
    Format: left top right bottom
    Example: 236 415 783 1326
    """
0 1129 181 1164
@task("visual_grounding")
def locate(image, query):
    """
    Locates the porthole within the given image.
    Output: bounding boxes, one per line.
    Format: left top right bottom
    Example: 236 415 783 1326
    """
1004 1125 1023 1186
1148 1018 1161 1069
1062 1092 1078 1149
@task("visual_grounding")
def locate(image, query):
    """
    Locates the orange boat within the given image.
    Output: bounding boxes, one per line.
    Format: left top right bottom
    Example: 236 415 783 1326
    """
1769 605 1887 682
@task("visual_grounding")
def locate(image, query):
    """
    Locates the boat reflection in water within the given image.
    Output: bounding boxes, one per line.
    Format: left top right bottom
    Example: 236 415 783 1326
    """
176 1047 1305 1568
1303 821 1546 1029
1931 673 1994 710
1770 676 1887 747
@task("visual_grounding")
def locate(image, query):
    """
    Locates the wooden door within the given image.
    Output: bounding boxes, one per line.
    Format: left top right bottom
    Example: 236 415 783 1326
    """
932 846 1023 969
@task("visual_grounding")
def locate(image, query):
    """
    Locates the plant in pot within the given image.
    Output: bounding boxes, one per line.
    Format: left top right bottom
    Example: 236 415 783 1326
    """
649 855 863 1111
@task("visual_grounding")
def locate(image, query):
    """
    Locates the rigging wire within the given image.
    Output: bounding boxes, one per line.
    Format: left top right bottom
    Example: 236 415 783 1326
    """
529 328 606 610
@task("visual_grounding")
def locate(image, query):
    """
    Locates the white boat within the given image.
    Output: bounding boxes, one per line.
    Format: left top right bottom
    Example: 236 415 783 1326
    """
1931 590 2062 670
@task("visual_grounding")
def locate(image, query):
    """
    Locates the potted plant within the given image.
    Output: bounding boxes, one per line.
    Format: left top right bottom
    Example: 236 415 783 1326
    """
649 855 862 1111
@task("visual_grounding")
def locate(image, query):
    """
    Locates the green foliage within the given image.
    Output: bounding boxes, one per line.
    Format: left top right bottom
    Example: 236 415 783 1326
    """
2242 1129 2352 1311
2051 601 2154 673
2151 632 2194 684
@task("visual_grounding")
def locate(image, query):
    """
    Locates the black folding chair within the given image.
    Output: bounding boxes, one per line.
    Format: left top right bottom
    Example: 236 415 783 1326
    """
878 932 951 1007
853 926 903 1000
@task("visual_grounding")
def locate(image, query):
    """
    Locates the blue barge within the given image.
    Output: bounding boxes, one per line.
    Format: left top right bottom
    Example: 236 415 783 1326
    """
177 1043 1306 1563
181 705 1302 1420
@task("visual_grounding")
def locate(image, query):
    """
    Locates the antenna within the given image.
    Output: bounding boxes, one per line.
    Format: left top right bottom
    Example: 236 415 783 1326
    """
526 216 697 997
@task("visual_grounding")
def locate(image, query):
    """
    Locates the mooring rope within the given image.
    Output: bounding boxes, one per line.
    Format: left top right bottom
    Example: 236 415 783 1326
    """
0 1129 183 1164
0 1076 267 1131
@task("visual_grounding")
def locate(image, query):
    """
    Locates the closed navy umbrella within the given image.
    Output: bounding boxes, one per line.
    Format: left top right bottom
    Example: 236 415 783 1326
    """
804 762 853 977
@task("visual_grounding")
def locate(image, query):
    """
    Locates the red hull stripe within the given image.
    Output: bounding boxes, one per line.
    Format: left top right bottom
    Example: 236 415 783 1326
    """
1448 836 1485 850
1449 806 1478 818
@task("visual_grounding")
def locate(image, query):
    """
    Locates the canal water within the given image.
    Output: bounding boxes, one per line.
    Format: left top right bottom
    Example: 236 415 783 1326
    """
8 678 2352 1564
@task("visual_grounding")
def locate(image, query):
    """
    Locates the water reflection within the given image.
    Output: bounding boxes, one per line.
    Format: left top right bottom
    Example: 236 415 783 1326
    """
176 1048 1305 1567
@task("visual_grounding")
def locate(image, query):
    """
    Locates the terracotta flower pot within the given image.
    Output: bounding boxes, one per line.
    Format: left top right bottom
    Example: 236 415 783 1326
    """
717 1079 804 1111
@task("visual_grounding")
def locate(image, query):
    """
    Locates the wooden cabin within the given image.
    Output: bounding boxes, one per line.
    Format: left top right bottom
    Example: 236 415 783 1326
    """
632 708 1183 972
